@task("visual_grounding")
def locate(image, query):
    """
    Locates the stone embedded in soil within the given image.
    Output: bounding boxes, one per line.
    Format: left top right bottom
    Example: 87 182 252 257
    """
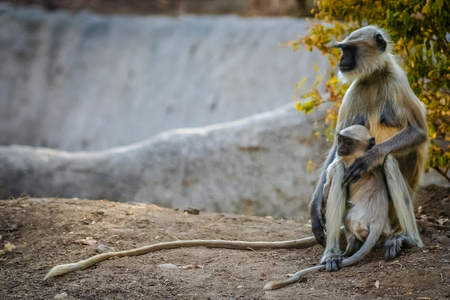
158 263 178 270
96 244 116 253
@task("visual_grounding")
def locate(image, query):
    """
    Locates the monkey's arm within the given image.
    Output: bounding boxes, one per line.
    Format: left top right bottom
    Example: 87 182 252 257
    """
384 154 423 250
321 160 347 271
310 145 337 247
342 123 427 185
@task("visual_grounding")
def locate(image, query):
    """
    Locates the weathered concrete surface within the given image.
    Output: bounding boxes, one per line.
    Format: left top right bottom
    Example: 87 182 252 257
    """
0 104 329 218
0 7 327 151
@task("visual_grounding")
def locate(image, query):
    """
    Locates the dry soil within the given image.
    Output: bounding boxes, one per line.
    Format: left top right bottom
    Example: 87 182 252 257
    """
1 185 449 299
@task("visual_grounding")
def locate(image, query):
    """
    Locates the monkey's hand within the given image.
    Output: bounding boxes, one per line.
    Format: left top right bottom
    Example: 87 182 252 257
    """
320 249 343 272
343 147 385 186
311 208 326 247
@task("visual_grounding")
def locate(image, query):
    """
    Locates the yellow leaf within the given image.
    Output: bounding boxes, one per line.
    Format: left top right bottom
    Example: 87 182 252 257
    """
4 242 16 252
314 64 319 73
313 132 320 141
328 56 336 67
295 78 307 91
307 160 313 173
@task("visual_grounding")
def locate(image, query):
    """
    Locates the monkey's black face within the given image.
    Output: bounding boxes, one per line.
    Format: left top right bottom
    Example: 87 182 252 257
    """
337 135 354 156
336 44 357 73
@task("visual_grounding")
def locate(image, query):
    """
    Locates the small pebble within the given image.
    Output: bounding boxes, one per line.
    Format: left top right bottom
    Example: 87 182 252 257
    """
184 207 200 215
158 263 178 269
96 244 116 253
54 292 68 299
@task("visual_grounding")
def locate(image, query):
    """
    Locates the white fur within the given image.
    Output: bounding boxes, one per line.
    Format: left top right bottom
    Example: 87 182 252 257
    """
384 155 423 247
321 160 347 263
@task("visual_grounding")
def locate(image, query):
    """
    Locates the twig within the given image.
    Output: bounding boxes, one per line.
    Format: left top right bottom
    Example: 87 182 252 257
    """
165 231 180 241
433 167 450 183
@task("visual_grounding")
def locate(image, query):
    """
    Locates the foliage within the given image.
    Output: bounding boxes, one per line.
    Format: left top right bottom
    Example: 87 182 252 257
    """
292 0 449 181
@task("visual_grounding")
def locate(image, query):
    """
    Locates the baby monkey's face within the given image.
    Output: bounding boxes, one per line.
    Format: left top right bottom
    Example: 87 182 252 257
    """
336 124 376 161
337 135 355 157
337 134 375 158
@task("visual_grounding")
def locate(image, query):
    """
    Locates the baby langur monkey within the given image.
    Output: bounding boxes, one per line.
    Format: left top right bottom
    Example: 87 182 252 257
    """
331 125 392 259
265 125 392 290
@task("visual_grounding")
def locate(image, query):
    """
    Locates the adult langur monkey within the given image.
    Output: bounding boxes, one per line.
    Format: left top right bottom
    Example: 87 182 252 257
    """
310 25 428 271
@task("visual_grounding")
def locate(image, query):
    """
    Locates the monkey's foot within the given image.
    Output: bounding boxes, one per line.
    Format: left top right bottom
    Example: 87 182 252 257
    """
383 234 415 260
384 235 402 260
320 252 343 271
384 234 421 260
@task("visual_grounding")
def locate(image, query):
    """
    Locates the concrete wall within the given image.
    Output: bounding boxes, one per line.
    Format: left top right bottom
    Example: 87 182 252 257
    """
0 7 327 151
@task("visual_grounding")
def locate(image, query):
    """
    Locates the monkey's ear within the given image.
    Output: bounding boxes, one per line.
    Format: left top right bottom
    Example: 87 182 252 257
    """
368 138 376 150
375 34 387 52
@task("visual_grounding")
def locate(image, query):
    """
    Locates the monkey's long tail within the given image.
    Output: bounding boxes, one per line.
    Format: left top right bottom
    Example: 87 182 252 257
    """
263 264 325 290
264 227 382 290
44 236 317 280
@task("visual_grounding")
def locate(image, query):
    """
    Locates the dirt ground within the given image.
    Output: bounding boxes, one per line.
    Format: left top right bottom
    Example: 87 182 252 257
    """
0 185 449 300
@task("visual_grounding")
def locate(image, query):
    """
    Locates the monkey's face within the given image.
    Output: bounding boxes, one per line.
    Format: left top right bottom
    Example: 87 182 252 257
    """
337 135 354 156
336 44 358 72
337 128 375 158
333 26 389 78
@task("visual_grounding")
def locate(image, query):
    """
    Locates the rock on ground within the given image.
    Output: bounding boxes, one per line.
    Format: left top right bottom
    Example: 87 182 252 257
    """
0 104 328 218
